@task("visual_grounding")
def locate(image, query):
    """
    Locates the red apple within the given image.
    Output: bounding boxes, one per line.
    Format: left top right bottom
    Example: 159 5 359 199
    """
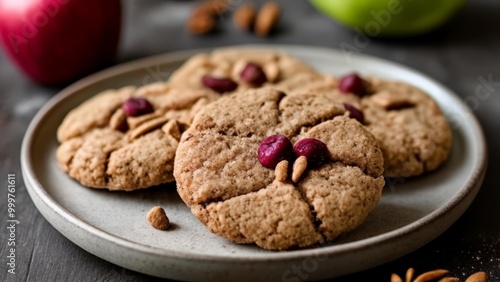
0 0 121 85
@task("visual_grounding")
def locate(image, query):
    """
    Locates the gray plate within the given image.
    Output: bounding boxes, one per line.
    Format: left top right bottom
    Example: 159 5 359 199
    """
21 45 487 281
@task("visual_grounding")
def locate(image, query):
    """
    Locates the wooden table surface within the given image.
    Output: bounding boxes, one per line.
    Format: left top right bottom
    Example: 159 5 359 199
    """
1 0 499 281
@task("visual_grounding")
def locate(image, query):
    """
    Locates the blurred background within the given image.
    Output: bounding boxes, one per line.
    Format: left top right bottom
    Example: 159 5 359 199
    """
0 0 499 281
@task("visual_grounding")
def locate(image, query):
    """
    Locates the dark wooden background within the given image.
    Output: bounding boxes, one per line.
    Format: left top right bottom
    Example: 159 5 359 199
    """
1 0 499 281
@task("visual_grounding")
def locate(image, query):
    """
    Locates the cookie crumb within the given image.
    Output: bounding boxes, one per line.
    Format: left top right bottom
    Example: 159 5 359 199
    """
187 0 230 35
147 206 170 230
275 160 288 182
292 155 307 183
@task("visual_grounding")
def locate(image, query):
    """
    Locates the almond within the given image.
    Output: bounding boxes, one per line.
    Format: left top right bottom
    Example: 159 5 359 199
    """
414 269 449 282
292 156 307 183
254 2 280 37
406 267 415 282
187 13 215 35
275 160 289 182
233 3 256 31
391 273 403 282
109 108 127 132
465 271 488 282
192 0 230 17
438 277 459 282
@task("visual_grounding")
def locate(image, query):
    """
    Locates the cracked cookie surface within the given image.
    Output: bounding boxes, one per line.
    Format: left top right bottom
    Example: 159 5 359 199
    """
56 83 219 190
362 77 452 177
174 88 385 250
283 75 453 178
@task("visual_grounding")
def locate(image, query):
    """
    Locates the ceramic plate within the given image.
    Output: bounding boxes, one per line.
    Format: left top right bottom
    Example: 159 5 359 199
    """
21 45 487 281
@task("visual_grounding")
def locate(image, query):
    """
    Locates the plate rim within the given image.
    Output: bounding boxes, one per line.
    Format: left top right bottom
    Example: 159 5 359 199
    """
21 44 488 264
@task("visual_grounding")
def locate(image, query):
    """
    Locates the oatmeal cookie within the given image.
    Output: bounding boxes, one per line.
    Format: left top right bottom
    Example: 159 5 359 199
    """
174 88 385 250
362 77 452 177
168 47 321 94
280 73 452 177
56 83 218 190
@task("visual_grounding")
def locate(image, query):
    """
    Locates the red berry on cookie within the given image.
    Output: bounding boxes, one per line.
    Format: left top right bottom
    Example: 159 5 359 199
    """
258 134 293 169
240 63 267 86
122 97 154 117
343 103 364 123
201 75 238 93
293 138 329 167
339 73 366 96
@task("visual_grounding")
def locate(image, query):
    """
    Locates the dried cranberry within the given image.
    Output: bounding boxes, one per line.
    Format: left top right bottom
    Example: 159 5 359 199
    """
293 138 329 167
258 135 293 169
343 103 364 124
201 75 238 93
339 73 366 96
122 97 154 117
240 63 267 86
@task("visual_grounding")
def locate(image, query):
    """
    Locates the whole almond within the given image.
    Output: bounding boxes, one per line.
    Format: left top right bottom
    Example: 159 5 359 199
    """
414 269 449 282
254 2 280 37
465 271 488 282
188 13 215 35
233 3 256 31
406 267 415 282
438 277 459 282
192 0 230 17
275 160 289 182
109 108 127 132
391 273 403 282
210 0 231 16
292 156 307 182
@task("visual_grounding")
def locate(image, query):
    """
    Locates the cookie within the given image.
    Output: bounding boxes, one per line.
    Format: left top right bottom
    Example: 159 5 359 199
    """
284 74 452 177
56 83 219 190
168 47 321 94
362 77 452 177
174 88 385 250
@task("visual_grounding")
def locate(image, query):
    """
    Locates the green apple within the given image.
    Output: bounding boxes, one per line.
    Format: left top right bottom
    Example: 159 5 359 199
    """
310 0 467 37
